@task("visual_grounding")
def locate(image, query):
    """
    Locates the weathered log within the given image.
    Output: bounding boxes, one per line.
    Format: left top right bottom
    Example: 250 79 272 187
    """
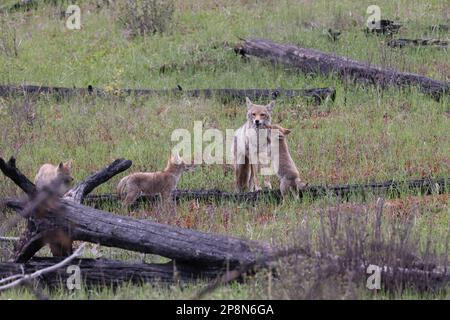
387 38 448 48
8 198 272 266
0 84 335 104
0 157 273 267
0 257 222 287
235 38 450 100
81 177 450 207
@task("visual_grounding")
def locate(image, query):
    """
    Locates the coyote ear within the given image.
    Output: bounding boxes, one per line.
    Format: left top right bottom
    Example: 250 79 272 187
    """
245 97 252 109
172 152 181 164
58 162 64 170
267 100 275 112
64 160 73 169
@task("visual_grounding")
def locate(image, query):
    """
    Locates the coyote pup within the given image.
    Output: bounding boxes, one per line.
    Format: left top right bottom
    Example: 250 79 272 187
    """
232 97 275 192
34 160 74 196
34 160 74 256
268 124 306 198
117 153 193 208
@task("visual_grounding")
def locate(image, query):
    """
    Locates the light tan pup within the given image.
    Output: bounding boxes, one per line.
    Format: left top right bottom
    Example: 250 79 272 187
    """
34 160 74 196
117 153 193 208
267 124 306 198
34 160 74 256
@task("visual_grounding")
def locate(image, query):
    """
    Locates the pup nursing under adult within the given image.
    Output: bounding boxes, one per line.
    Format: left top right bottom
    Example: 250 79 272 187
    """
117 153 193 208
232 97 275 192
268 124 307 198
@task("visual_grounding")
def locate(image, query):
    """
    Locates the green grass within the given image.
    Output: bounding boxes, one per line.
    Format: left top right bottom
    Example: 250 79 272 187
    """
0 0 449 300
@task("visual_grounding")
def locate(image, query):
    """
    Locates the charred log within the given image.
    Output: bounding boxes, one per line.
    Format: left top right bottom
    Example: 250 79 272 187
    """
0 85 335 104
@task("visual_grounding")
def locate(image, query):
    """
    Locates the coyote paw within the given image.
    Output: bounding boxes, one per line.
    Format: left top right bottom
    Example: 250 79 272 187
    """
251 185 262 192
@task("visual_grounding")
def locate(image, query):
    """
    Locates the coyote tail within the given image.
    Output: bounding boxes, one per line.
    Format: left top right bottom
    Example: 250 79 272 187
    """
117 175 130 200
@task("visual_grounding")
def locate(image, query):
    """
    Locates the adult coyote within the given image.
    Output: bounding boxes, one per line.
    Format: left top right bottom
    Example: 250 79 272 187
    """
232 97 275 192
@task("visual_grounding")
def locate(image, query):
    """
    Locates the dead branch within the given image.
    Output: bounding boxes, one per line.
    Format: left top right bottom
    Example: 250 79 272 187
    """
63 158 132 204
0 157 37 196
0 237 19 242
0 243 86 292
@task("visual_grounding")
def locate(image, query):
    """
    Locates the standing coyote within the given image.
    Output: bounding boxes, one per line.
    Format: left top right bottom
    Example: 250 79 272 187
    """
34 160 74 196
232 97 275 192
267 124 306 198
117 153 193 208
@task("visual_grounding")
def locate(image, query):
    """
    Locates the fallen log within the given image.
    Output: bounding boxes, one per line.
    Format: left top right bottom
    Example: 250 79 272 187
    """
0 84 335 104
235 38 450 100
0 157 273 267
387 38 449 48
0 257 222 288
81 177 450 207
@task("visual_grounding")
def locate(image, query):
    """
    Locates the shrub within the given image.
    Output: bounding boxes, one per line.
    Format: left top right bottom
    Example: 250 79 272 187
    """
0 14 20 57
117 0 175 38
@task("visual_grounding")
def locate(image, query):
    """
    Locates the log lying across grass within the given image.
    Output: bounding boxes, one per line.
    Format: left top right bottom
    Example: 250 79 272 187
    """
0 84 335 104
235 38 450 100
387 38 449 48
82 177 450 207
0 156 273 267
0 257 221 288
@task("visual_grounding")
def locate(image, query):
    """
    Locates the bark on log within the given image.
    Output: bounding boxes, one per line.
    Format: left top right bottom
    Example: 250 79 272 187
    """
0 85 335 104
0 257 223 287
235 38 450 100
0 157 272 267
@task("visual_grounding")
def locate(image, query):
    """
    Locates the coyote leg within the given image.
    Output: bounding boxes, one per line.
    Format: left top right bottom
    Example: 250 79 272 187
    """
235 159 251 192
249 164 262 191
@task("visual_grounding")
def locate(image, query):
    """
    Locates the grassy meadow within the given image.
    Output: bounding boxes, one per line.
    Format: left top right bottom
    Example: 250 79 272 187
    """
0 0 449 299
